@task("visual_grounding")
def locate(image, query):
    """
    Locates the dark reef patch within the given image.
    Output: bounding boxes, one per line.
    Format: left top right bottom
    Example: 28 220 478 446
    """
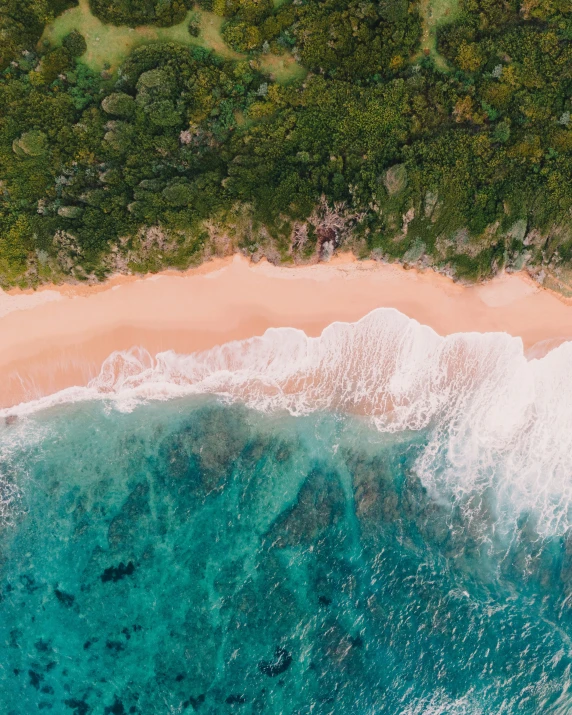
103 697 125 715
225 694 247 704
28 669 43 689
258 647 293 677
183 693 205 710
101 562 135 583
20 574 41 593
105 640 126 653
64 700 90 715
265 467 345 548
3 400 572 713
54 588 75 607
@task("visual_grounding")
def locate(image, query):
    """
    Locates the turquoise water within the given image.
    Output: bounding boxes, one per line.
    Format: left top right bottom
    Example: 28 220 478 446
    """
2 393 572 714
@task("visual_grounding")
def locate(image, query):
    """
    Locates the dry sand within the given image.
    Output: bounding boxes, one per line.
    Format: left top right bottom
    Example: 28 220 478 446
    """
1 254 572 409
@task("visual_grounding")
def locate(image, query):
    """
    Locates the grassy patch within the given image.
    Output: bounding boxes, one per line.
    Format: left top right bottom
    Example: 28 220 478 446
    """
41 0 242 70
258 52 307 84
193 12 243 60
42 0 305 83
416 0 461 71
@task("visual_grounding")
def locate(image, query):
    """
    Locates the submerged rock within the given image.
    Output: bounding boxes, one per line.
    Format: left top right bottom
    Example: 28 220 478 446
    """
54 588 75 607
225 694 246 704
348 452 398 525
107 481 150 548
265 468 345 547
162 406 250 494
105 640 125 652
64 700 90 715
183 694 205 710
258 646 293 677
103 697 125 715
101 561 135 583
28 669 43 689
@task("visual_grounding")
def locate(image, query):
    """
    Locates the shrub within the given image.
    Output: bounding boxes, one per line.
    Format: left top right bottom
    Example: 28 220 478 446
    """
12 130 48 157
102 92 137 117
62 30 87 57
163 183 194 206
188 12 201 37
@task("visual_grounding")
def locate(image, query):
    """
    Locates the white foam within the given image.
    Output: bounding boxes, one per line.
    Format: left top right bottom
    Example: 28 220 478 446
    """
0 416 49 527
399 691 482 715
2 307 572 535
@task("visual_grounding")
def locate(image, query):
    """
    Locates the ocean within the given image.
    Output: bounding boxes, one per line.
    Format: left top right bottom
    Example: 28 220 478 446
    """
2 308 572 714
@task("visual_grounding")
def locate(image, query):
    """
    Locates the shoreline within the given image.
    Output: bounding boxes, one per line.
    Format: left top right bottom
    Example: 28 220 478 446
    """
2 254 572 410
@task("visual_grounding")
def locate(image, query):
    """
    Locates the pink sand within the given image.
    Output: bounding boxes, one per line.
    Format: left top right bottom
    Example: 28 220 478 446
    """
1 254 571 409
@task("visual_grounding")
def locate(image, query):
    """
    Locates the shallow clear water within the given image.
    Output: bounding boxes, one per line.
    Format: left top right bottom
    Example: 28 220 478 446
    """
2 393 572 714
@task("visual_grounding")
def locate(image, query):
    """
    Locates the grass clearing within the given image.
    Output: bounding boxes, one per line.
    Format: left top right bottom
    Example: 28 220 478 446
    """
258 52 307 84
41 0 242 70
42 0 305 83
417 0 461 71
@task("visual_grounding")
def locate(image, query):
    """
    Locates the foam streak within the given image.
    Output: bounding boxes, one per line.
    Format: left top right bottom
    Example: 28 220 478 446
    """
3 308 572 534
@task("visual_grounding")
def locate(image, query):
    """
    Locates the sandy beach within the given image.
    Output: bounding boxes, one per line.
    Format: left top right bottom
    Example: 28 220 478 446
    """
1 254 572 409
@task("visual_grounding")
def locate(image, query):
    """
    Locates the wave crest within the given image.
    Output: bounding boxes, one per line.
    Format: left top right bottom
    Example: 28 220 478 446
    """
3 307 572 534
88 309 526 430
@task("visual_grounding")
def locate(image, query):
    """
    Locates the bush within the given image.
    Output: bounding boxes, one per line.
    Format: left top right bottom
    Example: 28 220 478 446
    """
38 46 72 83
62 30 87 57
102 92 137 117
188 12 201 37
12 130 48 157
89 0 192 28
145 99 181 126
163 183 194 206
222 21 261 52
2 0 572 287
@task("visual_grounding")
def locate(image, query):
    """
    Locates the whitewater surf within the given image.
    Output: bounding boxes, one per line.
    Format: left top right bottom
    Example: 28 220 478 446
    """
2 309 572 713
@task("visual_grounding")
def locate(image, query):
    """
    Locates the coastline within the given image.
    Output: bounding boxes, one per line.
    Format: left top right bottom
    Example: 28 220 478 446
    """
1 254 572 410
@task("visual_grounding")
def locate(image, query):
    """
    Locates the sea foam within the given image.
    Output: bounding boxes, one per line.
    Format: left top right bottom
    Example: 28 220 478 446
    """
2 307 572 534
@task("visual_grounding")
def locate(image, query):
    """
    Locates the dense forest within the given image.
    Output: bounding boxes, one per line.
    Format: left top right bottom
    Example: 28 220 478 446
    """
0 0 571 288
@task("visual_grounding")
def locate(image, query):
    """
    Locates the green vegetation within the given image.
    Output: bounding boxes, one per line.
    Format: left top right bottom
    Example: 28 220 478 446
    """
62 29 88 56
418 0 461 70
1 0 572 288
41 0 303 79
41 0 242 70
89 0 193 27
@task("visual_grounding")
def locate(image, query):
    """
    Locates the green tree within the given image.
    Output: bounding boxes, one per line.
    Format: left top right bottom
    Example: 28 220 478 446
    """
62 30 87 57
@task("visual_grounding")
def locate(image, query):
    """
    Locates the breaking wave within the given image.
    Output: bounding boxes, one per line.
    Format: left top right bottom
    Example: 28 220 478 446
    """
3 307 572 535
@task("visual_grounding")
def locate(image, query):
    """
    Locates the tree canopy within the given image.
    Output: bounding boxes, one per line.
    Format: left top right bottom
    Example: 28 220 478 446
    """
0 0 571 287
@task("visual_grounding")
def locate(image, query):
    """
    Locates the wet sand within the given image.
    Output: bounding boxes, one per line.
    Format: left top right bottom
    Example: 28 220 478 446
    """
1 254 572 409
